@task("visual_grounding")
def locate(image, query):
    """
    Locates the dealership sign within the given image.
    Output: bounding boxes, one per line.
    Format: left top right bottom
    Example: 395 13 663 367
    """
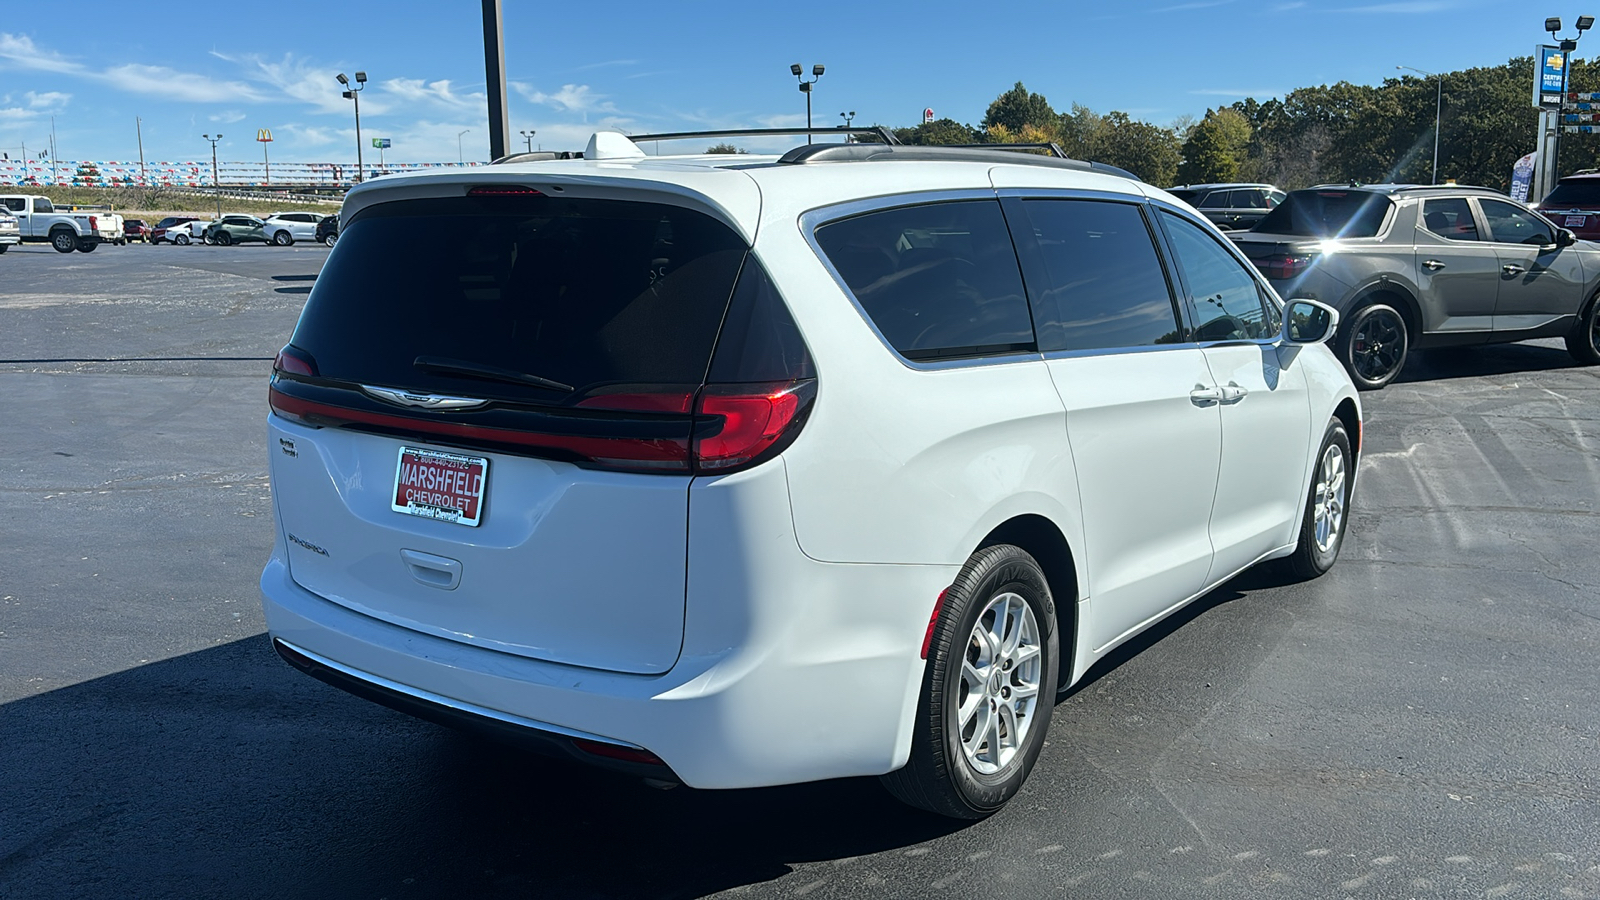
1537 45 1566 108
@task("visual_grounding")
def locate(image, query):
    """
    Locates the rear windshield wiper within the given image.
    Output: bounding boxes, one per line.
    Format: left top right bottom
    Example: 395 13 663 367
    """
413 356 574 393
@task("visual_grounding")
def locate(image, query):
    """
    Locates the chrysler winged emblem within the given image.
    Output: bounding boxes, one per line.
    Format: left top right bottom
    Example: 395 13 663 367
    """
361 385 490 411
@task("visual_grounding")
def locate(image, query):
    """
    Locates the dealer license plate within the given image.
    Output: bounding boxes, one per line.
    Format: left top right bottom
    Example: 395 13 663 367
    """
1567 215 1589 227
392 447 488 526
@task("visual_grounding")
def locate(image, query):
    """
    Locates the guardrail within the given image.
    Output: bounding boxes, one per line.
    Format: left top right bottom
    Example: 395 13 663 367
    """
0 159 488 189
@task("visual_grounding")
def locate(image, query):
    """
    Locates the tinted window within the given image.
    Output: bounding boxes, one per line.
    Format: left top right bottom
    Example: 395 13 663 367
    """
1162 212 1278 341
1541 179 1600 208
1421 198 1480 241
1235 190 1269 209
1168 189 1201 204
1199 191 1231 208
1479 199 1555 246
291 196 750 404
1016 199 1181 352
3 198 23 212
34 198 53 213
815 200 1034 360
1253 190 1392 237
1268 191 1286 207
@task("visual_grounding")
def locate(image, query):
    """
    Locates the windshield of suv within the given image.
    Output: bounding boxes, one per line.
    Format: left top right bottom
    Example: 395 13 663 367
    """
1541 180 1600 209
1252 190 1392 237
291 195 751 404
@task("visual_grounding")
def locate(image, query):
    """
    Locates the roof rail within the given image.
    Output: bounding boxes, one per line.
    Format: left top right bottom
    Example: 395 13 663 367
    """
624 126 901 146
490 150 583 165
775 142 1139 180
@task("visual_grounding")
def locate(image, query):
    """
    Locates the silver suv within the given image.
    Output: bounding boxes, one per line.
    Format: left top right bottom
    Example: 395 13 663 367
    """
1232 184 1600 389
1169 183 1286 231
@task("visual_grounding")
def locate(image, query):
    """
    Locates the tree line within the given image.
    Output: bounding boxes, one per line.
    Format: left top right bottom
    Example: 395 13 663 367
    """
864 56 1600 193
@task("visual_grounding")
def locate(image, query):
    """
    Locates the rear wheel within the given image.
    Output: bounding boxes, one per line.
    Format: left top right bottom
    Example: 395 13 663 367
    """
175 233 191 245
881 544 1058 819
1340 302 1409 390
1565 294 1600 365
216 231 233 246
50 230 77 253
0 244 8 254
322 233 337 247
76 239 97 253
272 230 293 246
1286 419 1353 580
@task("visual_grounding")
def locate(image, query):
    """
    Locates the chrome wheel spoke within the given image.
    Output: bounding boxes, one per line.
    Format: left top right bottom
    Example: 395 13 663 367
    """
953 591 1042 775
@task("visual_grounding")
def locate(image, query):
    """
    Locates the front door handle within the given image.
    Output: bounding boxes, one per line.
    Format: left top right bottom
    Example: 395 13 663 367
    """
1190 386 1223 406
1422 259 1446 271
1502 264 1526 276
1220 382 1249 404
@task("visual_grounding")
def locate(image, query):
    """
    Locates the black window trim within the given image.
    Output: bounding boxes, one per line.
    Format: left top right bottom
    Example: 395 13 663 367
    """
1148 199 1285 348
998 189 1194 359
802 188 1045 372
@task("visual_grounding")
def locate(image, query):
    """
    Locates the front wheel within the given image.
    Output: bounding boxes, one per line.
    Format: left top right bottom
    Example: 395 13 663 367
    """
272 231 293 246
216 232 232 246
51 230 77 253
1565 294 1600 365
175 233 191 245
1340 302 1409 391
1286 419 1354 580
322 233 337 247
881 544 1059 819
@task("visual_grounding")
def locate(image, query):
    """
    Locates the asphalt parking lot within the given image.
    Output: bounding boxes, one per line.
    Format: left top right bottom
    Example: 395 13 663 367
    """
2 240 1599 900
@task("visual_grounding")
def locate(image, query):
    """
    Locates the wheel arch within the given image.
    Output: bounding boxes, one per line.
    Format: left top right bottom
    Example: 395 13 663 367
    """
1333 397 1361 456
976 514 1079 689
1348 282 1422 338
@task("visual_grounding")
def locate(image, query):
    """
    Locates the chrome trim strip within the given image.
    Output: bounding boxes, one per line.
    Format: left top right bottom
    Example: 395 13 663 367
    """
275 639 649 750
361 385 492 410
1041 343 1201 362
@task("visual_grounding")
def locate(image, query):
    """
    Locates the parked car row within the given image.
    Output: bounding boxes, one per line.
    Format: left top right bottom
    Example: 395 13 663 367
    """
0 201 338 254
149 212 338 247
0 194 119 252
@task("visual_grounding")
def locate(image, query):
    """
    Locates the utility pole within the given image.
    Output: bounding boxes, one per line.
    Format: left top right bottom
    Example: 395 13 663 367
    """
136 117 147 186
50 115 58 186
257 128 273 186
203 134 223 219
337 72 367 183
790 64 825 144
482 0 510 160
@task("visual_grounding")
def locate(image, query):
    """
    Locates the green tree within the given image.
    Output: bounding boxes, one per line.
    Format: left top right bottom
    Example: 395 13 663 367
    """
890 118 981 145
1092 112 1182 186
705 143 748 155
984 82 1058 135
1177 108 1253 184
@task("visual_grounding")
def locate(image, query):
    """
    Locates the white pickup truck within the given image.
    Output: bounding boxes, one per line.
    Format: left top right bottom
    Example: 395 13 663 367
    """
0 194 110 253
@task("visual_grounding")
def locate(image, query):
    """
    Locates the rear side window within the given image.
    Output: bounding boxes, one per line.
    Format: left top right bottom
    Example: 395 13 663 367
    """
1254 190 1392 237
1161 212 1280 341
815 200 1035 361
1013 199 1182 352
290 195 750 403
1199 191 1231 208
1422 198 1480 241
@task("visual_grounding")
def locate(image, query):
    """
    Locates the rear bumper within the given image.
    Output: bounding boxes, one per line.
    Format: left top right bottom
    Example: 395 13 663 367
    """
0 233 18 246
260 458 957 790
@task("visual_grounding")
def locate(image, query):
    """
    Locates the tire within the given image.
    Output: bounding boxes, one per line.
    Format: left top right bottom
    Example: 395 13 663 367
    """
216 231 232 246
1286 419 1354 580
322 233 337 247
76 239 97 253
50 230 77 253
272 230 293 246
175 233 191 246
881 544 1059 819
1339 302 1409 391
1565 294 1600 365
0 244 8 254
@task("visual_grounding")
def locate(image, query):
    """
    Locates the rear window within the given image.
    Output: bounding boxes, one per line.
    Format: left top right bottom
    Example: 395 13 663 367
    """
1168 189 1201 204
1541 179 1600 209
814 200 1035 361
1253 190 1392 237
290 195 751 403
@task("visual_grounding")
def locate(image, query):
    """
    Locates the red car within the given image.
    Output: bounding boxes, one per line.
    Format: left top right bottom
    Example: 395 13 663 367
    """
150 215 202 244
1535 173 1600 242
124 219 149 242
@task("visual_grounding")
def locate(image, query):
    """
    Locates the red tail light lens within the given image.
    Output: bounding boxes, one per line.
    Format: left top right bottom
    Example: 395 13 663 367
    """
88 215 98 231
273 344 317 377
1254 254 1313 280
571 738 666 766
468 185 545 197
693 381 815 472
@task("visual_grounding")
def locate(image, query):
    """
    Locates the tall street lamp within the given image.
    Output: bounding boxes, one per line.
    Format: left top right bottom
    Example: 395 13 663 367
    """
458 129 471 165
1547 16 1596 184
1396 66 1442 185
790 63 825 143
839 110 856 143
337 71 367 184
202 133 223 219
520 129 536 153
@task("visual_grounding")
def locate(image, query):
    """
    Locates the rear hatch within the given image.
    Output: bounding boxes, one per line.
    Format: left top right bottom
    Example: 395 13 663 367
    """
268 185 815 674
1232 188 1392 287
1537 178 1600 239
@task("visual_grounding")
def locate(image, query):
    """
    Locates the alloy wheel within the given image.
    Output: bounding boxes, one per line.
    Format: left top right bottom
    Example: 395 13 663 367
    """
1351 307 1406 383
1313 443 1347 553
956 591 1043 775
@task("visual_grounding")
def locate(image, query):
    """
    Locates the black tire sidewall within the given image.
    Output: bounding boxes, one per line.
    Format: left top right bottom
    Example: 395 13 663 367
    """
51 231 76 253
1568 295 1600 365
1341 302 1408 390
1293 420 1353 577
930 547 1059 815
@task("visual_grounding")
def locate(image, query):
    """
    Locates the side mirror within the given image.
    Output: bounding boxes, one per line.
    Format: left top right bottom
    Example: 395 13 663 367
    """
1281 298 1340 345
1558 228 1578 247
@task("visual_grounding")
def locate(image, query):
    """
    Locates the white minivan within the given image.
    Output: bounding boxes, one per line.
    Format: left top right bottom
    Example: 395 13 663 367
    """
261 130 1360 818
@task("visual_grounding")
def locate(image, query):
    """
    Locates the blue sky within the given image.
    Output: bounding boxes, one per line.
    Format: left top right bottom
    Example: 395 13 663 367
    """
0 1 1579 165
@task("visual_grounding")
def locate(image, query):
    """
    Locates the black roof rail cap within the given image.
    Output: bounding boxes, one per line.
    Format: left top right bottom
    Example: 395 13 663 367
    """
776 143 1139 180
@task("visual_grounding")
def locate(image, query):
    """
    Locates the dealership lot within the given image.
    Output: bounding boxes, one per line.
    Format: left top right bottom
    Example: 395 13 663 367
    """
2 243 1599 898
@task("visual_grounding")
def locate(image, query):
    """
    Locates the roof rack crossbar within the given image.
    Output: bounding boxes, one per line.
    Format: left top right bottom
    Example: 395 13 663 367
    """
932 142 1070 159
623 126 901 146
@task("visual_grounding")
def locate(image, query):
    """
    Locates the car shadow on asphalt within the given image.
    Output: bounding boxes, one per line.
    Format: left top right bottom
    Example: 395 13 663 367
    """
1394 341 1583 385
271 274 316 295
0 635 965 899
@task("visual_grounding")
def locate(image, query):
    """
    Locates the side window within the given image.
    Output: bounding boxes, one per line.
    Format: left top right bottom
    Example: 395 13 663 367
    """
1161 211 1278 341
34 198 54 213
3 198 23 212
1421 198 1479 241
814 200 1035 360
1479 199 1555 246
1268 191 1287 208
1237 190 1269 210
1199 191 1231 209
1015 199 1182 352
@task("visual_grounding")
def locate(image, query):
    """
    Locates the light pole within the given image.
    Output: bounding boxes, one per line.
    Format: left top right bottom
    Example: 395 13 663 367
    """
202 133 223 219
458 129 471 165
790 63 825 143
1396 66 1442 185
520 129 536 153
839 110 856 143
337 71 367 184
1547 16 1596 186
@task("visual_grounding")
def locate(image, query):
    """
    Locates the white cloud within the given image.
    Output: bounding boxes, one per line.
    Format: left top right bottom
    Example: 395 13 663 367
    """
382 78 482 111
0 106 39 122
214 51 379 116
510 82 618 116
103 63 267 103
25 90 70 109
210 110 247 123
574 59 638 72
0 33 79 74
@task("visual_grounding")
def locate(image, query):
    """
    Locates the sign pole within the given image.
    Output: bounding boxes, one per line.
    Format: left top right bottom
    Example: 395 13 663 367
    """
257 128 273 186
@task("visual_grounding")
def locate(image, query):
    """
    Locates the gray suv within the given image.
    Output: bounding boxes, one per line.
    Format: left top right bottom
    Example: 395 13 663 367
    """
1169 183 1286 231
1231 184 1600 389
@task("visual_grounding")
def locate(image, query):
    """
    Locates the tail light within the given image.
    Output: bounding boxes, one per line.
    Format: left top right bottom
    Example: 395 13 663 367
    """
694 381 816 472
571 738 666 766
1254 254 1314 280
88 215 98 232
